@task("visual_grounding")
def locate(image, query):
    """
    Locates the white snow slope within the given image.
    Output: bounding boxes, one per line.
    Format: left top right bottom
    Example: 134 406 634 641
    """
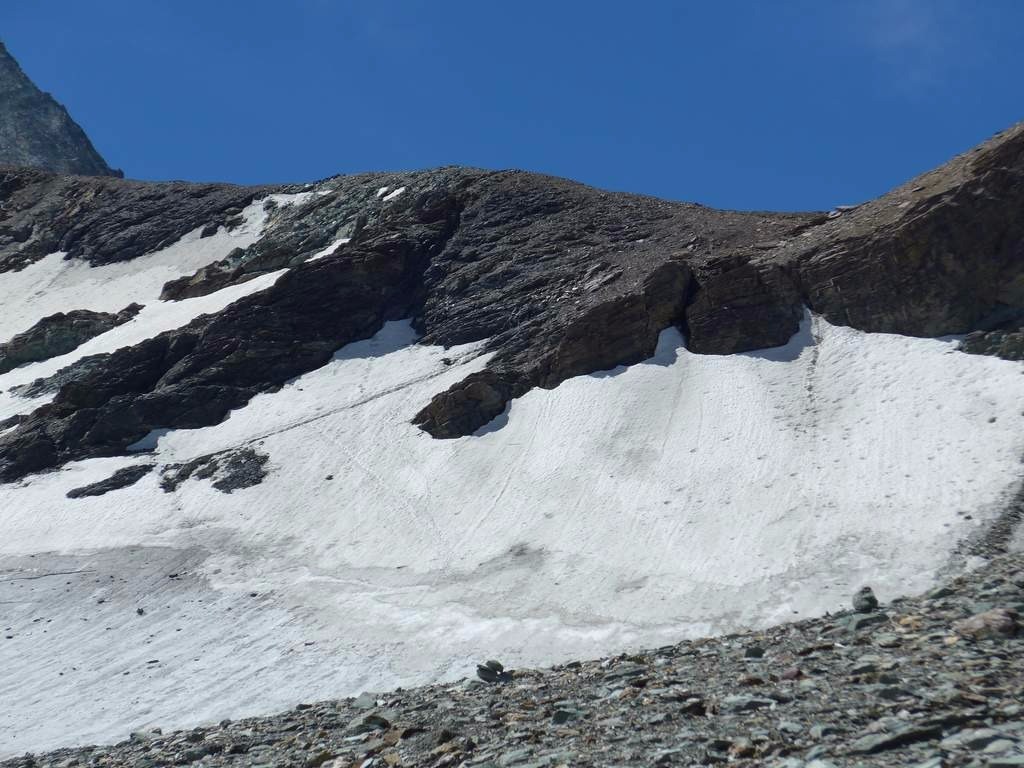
1 235 1023 754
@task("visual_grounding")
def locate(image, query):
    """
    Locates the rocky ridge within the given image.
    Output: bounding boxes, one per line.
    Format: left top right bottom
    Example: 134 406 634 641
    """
0 122 1021 483
6 549 1024 768
0 42 119 177
0 167 277 273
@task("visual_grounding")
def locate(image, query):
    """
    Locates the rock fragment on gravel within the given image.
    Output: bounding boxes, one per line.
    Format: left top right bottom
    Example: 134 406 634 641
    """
852 586 879 612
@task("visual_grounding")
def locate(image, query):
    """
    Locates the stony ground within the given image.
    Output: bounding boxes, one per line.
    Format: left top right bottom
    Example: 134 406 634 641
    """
6 551 1024 768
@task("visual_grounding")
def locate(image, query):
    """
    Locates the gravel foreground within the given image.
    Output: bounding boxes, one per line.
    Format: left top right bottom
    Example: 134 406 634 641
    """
6 553 1024 768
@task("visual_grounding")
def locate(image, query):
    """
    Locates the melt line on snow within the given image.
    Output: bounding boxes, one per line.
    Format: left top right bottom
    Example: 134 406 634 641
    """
0 569 96 582
170 345 488 458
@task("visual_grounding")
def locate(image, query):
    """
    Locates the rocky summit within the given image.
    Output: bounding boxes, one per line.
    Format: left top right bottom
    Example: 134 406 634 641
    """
0 41 119 176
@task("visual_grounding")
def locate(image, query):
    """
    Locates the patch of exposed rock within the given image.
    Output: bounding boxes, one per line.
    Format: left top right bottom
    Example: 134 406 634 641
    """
8 353 109 399
960 328 1024 361
159 447 269 494
0 303 141 374
7 551 1024 768
0 166 282 273
65 464 153 498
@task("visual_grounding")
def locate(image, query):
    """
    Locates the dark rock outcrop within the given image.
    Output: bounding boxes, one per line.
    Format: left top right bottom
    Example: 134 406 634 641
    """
0 413 24 431
0 41 119 177
9 353 109 399
0 122 1023 482
0 187 461 480
779 123 1024 337
0 303 141 374
158 248 251 301
159 447 270 494
959 328 1024 361
65 464 153 499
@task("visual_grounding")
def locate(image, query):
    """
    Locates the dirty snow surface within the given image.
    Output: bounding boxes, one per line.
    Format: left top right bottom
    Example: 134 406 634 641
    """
1 288 1024 754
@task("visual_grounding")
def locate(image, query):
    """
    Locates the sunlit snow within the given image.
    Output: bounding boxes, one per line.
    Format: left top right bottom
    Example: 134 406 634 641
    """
306 237 351 262
1 311 1022 754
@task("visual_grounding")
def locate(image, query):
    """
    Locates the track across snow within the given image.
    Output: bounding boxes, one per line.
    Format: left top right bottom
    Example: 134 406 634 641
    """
1 313 1023 755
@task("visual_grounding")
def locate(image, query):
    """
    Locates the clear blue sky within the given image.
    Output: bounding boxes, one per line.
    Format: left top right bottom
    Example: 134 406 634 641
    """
3 1 1022 211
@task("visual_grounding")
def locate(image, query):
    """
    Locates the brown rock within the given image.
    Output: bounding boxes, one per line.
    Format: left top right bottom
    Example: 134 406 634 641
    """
953 608 1019 640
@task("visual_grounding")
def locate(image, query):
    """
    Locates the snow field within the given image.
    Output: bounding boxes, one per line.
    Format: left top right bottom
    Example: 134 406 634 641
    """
1 312 1023 754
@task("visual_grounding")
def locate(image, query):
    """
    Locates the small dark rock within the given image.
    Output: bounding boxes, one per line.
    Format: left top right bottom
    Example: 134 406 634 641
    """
853 586 879 613
66 464 154 499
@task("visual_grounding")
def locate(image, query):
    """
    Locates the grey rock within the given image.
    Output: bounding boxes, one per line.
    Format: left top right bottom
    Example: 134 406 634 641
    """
960 328 1024 361
644 712 672 725
873 633 902 648
953 608 1019 639
477 664 508 683
351 693 378 710
853 586 879 613
0 304 141 375
346 710 392 734
550 708 582 725
719 694 775 713
497 749 534 766
848 661 878 676
0 42 119 176
940 727 1014 750
984 739 1019 754
160 448 269 494
9 353 110 399
845 612 888 632
66 464 153 499
602 661 648 680
128 727 161 743
848 723 944 754
809 724 840 739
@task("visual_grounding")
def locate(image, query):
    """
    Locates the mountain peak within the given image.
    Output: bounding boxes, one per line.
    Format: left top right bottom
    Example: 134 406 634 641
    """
0 40 120 177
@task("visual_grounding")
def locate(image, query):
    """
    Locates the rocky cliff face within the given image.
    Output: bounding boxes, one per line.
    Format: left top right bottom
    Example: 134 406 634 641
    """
0 41 119 177
0 123 1021 482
